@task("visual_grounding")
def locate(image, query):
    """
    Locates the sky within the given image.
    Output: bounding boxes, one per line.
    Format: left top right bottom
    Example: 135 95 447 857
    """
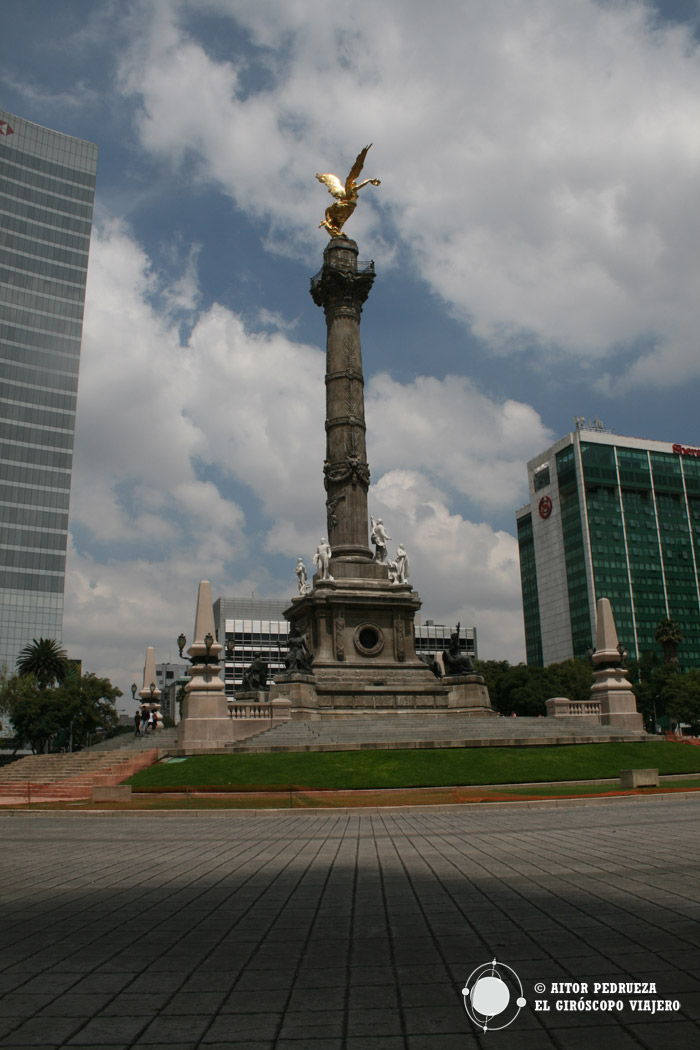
2 0 700 710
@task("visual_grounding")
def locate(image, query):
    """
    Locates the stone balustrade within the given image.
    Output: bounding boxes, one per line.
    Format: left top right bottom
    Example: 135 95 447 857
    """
228 701 273 720
545 697 601 722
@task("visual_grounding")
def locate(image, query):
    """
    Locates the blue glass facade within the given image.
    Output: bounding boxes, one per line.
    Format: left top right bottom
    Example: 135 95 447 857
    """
0 110 97 672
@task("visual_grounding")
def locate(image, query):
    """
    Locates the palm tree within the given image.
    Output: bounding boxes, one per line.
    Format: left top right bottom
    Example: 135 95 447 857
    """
655 619 683 665
16 637 69 689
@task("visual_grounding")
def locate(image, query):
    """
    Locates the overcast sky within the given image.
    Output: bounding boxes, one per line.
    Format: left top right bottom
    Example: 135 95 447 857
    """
3 0 700 709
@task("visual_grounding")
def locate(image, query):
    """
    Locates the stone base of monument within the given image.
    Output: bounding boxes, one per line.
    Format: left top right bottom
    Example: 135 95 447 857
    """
444 674 496 715
177 692 235 750
269 657 495 719
591 670 644 731
269 673 318 710
279 577 495 718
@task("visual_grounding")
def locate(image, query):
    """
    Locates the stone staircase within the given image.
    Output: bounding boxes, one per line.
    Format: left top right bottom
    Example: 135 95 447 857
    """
0 745 161 803
226 715 652 754
85 728 178 753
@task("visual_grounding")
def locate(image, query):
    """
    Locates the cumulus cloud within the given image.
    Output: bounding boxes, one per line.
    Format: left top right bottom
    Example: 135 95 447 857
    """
366 373 552 511
371 470 525 658
114 0 700 386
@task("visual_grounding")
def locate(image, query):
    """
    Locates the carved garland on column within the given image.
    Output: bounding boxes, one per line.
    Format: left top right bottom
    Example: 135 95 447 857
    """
394 614 406 663
326 492 346 530
323 454 371 493
334 610 345 661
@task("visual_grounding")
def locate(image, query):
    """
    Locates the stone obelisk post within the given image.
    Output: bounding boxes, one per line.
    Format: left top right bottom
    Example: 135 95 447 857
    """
176 580 234 750
590 598 644 731
310 236 380 576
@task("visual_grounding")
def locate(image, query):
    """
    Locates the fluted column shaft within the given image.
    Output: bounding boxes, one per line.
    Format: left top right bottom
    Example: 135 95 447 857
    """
311 237 375 561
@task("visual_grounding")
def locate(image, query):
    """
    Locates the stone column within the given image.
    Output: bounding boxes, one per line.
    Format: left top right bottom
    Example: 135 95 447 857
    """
311 236 375 564
139 646 163 731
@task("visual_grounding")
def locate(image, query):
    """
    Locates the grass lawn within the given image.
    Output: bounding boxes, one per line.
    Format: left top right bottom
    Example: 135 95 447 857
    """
126 741 700 791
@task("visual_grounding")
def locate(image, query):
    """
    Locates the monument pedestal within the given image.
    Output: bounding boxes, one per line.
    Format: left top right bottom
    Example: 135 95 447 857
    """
445 674 496 715
591 669 644 730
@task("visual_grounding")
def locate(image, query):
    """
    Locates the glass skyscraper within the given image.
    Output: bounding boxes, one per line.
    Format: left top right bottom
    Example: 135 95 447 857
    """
516 426 700 669
0 109 97 672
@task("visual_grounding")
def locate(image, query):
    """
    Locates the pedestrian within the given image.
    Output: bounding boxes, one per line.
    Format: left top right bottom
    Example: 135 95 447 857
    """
133 712 141 737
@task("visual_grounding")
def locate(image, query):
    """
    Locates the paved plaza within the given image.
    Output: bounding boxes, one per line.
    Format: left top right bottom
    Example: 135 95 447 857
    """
1 798 699 1049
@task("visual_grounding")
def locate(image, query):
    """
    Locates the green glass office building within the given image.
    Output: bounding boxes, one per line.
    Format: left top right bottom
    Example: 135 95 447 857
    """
0 109 97 672
516 429 700 669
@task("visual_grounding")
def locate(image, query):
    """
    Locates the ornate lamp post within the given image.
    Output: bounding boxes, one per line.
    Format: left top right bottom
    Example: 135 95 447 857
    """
139 647 163 732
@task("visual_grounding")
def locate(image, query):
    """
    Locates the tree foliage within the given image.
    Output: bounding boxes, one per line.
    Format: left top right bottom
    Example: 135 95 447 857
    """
474 658 593 717
661 669 700 729
0 667 121 753
16 637 69 689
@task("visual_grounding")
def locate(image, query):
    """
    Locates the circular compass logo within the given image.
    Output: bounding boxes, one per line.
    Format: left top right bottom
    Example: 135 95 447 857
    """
462 958 526 1032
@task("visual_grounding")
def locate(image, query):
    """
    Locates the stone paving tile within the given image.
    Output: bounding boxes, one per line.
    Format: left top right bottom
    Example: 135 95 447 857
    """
199 1044 274 1050
64 1015 153 1044
136 1014 211 1043
221 991 289 1015
0 1016 85 1046
276 1040 342 1050
0 996 54 1018
38 993 114 1017
1 799 700 1049
204 1014 281 1042
278 1009 344 1038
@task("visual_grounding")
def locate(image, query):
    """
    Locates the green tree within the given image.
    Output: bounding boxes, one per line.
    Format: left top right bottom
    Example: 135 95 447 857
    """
54 673 121 748
660 669 700 730
655 618 683 665
0 673 64 754
0 669 121 753
629 659 677 731
542 659 593 703
16 637 68 689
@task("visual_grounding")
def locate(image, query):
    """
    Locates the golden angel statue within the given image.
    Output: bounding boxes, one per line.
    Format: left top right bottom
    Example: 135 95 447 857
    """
316 144 381 238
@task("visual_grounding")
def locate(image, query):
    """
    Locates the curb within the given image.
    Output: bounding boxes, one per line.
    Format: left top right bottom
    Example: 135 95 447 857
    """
2 789 700 817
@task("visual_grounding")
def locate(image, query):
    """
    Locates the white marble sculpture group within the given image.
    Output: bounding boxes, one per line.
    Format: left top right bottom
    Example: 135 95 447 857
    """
295 520 409 592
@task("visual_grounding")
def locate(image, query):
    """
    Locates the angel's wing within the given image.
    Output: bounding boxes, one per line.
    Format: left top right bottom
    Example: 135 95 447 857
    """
346 144 372 188
316 172 345 199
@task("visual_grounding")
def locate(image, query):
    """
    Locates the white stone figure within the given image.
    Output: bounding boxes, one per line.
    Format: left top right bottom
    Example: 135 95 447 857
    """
295 557 311 595
394 543 409 584
313 537 334 581
370 516 391 562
